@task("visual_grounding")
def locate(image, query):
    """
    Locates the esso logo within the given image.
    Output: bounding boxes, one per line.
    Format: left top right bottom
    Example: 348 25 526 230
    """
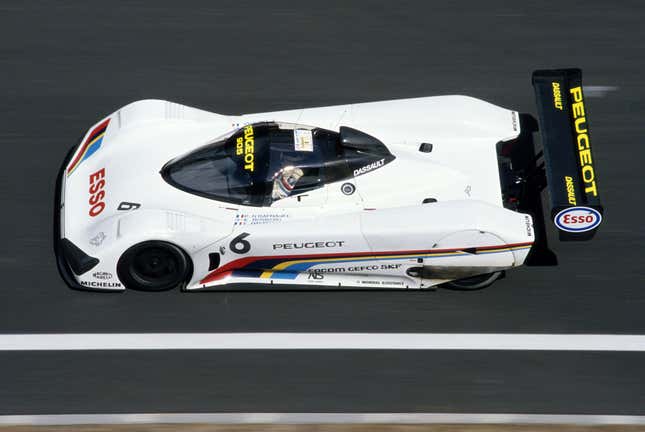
88 168 106 217
554 206 602 232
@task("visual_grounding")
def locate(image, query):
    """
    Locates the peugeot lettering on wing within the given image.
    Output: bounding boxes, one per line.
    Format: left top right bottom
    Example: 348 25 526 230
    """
570 86 598 197
554 206 602 232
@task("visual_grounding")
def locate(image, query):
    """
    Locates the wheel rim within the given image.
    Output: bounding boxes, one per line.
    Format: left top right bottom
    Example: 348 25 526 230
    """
118 242 190 291
130 246 181 286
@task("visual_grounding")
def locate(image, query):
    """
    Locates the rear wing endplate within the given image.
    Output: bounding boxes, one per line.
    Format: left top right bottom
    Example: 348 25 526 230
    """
532 68 603 240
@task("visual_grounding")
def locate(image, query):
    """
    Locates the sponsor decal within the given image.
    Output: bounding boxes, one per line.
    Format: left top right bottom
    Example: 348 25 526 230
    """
117 202 141 211
80 281 122 288
381 280 405 286
294 129 314 152
341 183 355 195
524 215 533 237
360 280 380 285
234 212 290 226
92 271 112 280
67 118 110 175
565 176 577 205
89 231 106 246
88 168 106 217
313 263 402 273
570 86 598 197
552 82 563 110
353 158 385 176
236 125 255 172
554 206 602 232
356 279 404 287
314 267 345 273
307 272 324 280
273 241 345 250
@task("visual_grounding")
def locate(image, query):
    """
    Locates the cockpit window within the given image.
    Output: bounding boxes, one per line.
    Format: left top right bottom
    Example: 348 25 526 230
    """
161 122 393 206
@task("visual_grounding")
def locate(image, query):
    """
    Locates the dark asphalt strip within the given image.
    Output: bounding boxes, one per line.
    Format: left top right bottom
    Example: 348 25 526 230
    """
1 350 644 415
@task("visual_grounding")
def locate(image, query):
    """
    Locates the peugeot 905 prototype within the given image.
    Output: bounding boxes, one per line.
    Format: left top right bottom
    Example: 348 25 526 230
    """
55 69 602 292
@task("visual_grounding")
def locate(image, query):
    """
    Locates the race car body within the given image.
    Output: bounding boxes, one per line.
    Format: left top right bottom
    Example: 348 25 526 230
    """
55 69 602 292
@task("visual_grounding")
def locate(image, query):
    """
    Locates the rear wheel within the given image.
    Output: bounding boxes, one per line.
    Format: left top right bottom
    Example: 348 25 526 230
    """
117 241 191 291
443 271 503 291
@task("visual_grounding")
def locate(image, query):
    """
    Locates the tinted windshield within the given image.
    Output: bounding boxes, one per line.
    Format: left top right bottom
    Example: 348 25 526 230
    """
162 123 350 206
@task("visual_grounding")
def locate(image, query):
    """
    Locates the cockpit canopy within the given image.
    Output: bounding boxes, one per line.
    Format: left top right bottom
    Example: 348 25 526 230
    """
161 122 394 206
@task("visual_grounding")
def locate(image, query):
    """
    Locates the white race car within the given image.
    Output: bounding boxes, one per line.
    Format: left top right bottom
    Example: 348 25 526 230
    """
55 69 602 292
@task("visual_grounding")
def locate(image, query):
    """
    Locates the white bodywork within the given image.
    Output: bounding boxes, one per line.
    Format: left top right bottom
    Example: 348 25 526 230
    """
59 96 534 291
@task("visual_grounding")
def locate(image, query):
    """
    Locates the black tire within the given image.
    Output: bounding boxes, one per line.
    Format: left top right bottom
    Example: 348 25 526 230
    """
117 241 192 291
443 271 503 291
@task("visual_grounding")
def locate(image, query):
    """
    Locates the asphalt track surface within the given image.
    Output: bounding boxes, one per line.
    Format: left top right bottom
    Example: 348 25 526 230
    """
1 0 644 417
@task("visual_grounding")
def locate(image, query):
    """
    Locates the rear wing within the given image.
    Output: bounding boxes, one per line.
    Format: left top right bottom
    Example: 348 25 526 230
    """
532 68 603 240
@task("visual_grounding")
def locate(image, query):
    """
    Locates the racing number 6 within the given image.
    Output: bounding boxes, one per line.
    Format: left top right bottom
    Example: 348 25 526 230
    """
229 232 251 254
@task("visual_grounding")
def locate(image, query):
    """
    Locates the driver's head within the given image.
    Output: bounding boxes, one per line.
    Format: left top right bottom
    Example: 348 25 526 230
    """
271 166 304 200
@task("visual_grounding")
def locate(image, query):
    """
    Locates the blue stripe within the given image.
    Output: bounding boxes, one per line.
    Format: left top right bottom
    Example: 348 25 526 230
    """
81 136 104 162
270 271 299 280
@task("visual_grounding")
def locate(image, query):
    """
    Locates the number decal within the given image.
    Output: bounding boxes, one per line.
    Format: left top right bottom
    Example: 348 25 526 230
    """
229 232 251 254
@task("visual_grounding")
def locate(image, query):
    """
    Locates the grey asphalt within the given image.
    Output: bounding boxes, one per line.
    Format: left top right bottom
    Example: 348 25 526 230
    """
2 350 645 415
1 0 644 416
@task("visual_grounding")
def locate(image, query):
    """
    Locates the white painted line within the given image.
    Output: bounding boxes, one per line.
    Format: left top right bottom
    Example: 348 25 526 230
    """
583 85 619 98
2 413 645 426
1 333 645 351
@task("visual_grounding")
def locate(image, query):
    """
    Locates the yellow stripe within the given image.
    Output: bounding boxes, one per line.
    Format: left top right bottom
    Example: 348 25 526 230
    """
67 132 105 175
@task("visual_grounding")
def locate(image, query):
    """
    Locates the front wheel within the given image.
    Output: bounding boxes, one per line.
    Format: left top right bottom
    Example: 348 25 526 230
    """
117 241 192 291
443 271 503 291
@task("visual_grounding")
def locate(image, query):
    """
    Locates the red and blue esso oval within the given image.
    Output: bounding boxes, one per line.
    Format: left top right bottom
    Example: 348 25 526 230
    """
554 206 602 232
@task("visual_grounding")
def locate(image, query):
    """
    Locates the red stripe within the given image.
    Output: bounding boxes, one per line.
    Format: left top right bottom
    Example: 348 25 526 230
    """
67 118 111 174
199 241 533 285
204 271 234 282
